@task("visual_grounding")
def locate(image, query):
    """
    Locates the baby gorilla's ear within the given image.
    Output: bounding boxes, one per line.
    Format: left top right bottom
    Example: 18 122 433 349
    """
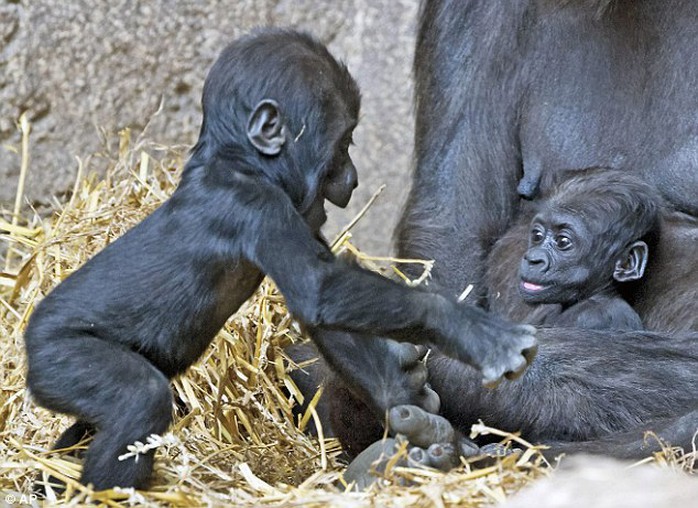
613 240 648 282
247 99 287 156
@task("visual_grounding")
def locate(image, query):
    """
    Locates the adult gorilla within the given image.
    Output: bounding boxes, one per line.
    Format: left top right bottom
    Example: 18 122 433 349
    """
326 0 698 461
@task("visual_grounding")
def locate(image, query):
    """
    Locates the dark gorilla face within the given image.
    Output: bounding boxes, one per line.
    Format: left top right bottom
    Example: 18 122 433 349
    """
303 118 358 233
518 209 610 305
323 130 358 208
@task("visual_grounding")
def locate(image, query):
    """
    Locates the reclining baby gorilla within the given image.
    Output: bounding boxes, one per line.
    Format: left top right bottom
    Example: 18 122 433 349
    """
519 169 661 331
23 28 536 491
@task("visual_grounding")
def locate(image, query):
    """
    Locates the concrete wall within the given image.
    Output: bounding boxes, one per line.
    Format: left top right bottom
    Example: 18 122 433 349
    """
0 0 420 253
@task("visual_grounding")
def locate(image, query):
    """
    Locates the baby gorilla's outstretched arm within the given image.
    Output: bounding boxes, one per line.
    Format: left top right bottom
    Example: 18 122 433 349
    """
241 178 537 386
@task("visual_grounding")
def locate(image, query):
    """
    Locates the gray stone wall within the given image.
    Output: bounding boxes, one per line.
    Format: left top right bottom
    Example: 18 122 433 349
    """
0 0 419 253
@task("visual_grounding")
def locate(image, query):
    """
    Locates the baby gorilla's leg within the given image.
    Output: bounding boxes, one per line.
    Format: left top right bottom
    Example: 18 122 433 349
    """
27 336 173 490
53 421 95 451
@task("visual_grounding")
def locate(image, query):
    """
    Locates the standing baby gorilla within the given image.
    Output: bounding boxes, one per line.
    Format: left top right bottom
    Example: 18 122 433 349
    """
520 169 660 331
24 29 536 490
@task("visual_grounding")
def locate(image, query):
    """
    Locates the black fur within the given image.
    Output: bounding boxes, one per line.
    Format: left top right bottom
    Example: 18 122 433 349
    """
329 0 698 462
25 28 536 490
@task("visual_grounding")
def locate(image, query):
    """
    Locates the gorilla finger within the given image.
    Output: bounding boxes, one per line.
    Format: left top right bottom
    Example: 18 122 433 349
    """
406 362 428 390
519 333 538 352
398 343 425 368
389 405 455 448
504 354 528 381
427 443 459 471
481 367 504 388
419 384 441 414
480 442 512 457
407 446 430 467
515 324 537 336
414 345 429 361
458 437 481 458
389 405 428 436
523 343 538 365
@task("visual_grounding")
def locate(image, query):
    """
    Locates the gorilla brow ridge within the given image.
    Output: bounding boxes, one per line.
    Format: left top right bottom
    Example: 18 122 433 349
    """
548 169 660 254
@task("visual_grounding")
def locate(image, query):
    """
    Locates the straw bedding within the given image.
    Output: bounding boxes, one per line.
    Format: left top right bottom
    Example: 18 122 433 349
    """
0 125 693 506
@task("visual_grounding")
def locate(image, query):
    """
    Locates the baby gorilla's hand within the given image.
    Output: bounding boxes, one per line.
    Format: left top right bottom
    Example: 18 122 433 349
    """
438 303 537 386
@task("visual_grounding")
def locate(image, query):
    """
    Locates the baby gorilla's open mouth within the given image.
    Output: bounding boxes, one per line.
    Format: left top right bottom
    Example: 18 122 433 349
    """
520 280 547 292
519 279 557 304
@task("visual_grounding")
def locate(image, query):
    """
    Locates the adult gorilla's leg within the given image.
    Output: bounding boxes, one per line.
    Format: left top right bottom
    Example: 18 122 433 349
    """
545 409 698 461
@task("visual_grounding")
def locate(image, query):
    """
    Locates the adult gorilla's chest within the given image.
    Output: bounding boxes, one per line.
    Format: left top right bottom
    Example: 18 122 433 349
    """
518 4 698 217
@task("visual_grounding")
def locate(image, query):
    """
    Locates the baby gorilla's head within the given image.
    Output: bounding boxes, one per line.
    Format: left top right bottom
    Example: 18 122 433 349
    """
519 168 660 305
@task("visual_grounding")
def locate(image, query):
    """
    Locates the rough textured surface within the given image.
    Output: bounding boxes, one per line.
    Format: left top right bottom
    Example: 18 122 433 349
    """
502 455 698 508
0 0 418 253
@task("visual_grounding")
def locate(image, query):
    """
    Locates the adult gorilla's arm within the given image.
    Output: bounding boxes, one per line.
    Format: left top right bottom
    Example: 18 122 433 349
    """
333 328 698 465
544 409 698 461
396 0 529 298
428 328 698 456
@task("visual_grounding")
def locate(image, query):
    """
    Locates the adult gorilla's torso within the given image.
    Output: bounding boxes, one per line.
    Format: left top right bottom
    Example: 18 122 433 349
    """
392 0 698 452
519 4 698 216
402 0 698 317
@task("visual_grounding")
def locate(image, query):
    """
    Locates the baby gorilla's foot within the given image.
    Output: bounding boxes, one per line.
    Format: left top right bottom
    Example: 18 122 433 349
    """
342 438 402 490
34 420 95 498
342 405 494 490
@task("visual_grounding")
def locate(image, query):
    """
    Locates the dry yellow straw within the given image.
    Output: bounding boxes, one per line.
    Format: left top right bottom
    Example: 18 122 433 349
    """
1 126 694 506
4 113 31 272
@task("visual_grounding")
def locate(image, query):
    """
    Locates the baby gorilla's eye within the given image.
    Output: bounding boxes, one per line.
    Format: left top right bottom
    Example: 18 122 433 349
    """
555 235 573 250
531 228 544 244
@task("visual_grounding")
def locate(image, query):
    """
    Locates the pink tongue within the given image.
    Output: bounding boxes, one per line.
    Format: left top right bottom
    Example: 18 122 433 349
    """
523 281 544 291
